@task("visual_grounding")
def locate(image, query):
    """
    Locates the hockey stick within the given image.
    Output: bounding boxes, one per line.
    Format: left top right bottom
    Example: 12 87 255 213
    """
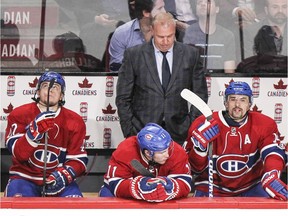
181 88 214 197
42 78 55 197
130 159 155 177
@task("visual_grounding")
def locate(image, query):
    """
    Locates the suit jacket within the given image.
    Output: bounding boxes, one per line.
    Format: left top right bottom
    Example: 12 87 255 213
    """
116 40 208 145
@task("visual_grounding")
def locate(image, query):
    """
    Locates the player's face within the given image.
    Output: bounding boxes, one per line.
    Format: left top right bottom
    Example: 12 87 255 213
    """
152 148 169 165
38 82 63 107
225 95 250 122
152 21 176 52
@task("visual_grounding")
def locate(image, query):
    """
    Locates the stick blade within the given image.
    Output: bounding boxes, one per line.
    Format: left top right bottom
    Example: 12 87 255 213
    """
181 88 212 119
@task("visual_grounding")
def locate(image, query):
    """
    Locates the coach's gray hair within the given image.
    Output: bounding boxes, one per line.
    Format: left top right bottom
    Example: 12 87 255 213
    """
152 12 176 27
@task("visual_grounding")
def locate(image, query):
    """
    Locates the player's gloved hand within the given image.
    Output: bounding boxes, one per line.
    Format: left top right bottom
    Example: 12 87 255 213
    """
191 119 219 151
156 176 180 200
261 169 288 201
45 166 76 196
26 111 55 141
129 176 171 202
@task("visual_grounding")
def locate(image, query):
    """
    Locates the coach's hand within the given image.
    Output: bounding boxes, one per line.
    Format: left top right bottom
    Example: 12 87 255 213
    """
45 166 76 196
26 111 55 141
191 119 219 151
261 169 288 201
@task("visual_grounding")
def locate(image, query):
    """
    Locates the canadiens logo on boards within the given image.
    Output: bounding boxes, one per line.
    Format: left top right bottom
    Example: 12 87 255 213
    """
274 103 283 123
22 77 38 95
80 102 88 122
103 128 112 149
267 79 288 97
72 77 97 96
96 104 119 122
105 76 114 97
7 75 16 96
252 77 260 98
84 135 95 148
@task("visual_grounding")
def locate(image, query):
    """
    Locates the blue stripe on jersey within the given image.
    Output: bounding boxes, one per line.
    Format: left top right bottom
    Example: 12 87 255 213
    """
261 144 286 162
108 177 124 195
59 151 88 167
6 134 23 153
168 174 193 189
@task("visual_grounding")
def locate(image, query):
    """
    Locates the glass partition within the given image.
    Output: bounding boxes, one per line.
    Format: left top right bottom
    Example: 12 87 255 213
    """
1 0 287 75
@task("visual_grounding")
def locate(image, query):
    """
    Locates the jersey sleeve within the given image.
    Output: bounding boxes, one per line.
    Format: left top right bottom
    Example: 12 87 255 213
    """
166 143 192 198
5 105 39 161
62 112 88 177
257 114 286 173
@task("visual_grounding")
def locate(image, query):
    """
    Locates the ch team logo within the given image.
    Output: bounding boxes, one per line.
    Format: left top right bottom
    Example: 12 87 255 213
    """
145 134 153 141
29 144 60 169
216 154 249 178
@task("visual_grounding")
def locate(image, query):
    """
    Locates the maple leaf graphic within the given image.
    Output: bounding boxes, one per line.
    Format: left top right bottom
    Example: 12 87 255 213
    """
274 79 287 90
102 104 116 114
225 79 235 88
79 77 93 88
3 103 14 114
29 77 38 88
251 104 262 113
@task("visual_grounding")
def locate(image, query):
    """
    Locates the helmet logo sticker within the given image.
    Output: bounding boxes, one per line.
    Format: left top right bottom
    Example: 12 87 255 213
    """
145 134 152 140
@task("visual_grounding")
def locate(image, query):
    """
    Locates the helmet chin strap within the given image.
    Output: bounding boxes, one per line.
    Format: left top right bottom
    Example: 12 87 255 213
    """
142 150 157 165
37 101 59 112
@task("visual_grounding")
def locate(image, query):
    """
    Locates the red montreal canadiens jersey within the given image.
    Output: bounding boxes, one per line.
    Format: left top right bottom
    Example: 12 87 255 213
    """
103 136 192 198
185 111 286 196
5 102 88 185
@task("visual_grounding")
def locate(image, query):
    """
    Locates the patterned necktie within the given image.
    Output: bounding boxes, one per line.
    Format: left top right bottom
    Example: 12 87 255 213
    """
161 51 171 91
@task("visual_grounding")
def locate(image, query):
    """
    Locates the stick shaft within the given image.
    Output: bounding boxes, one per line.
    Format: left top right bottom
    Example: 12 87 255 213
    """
130 159 155 177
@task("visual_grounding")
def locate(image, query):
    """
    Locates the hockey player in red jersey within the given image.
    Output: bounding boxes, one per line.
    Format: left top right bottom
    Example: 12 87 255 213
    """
99 123 192 202
4 71 88 197
185 81 287 200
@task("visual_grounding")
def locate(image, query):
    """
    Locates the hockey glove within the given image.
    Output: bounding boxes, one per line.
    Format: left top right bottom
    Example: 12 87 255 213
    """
26 111 55 141
129 176 170 202
191 119 219 151
156 176 180 200
45 166 76 196
261 169 288 201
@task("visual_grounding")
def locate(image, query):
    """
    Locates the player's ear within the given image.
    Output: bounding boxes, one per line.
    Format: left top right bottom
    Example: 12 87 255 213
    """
143 149 149 157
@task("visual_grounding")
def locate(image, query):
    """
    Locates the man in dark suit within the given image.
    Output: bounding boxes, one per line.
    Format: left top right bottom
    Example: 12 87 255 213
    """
116 12 208 145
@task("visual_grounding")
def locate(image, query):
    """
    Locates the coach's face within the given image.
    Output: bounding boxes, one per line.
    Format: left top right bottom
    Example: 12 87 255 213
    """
152 21 176 52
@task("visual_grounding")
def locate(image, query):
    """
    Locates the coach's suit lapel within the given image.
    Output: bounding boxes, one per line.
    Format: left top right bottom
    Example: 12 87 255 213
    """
143 42 164 94
166 42 183 93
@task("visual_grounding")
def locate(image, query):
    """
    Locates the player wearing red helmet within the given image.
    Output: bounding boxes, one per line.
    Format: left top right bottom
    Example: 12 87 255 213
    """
99 123 192 202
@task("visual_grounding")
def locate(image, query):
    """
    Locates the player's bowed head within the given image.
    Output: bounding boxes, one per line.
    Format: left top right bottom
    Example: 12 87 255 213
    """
129 123 180 202
137 123 173 164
